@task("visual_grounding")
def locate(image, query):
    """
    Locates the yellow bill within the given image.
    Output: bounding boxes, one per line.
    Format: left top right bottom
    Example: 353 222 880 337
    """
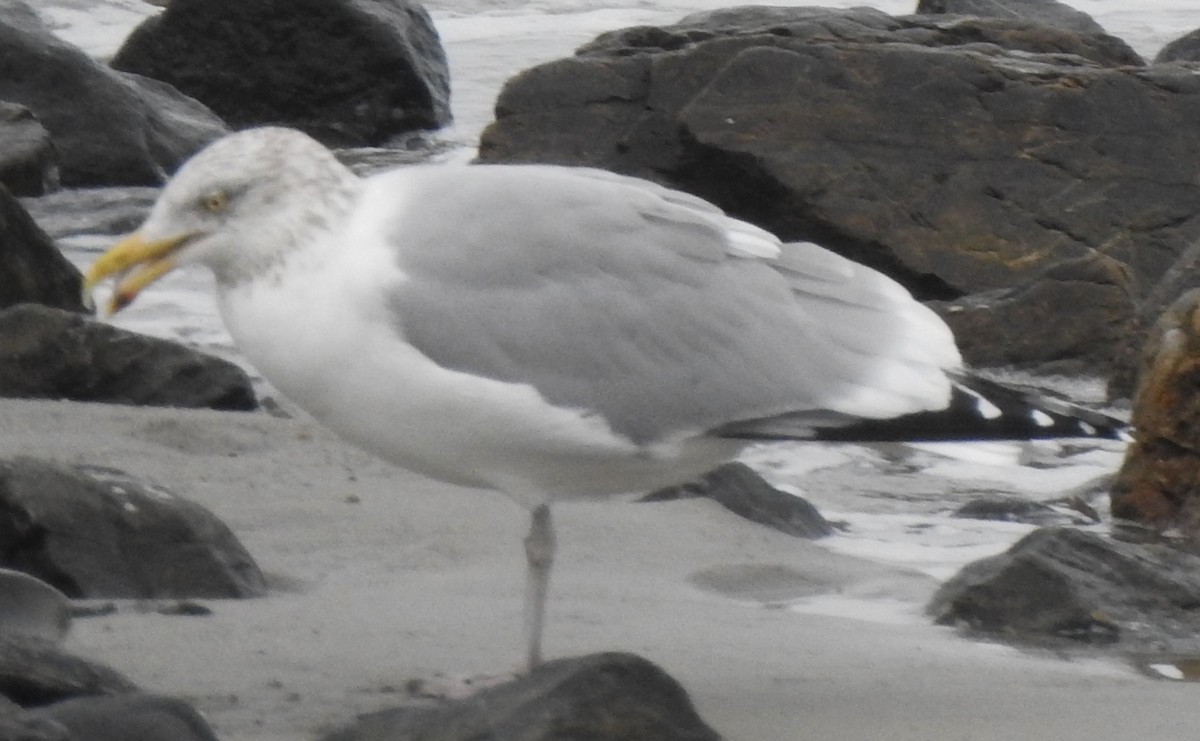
82 232 190 315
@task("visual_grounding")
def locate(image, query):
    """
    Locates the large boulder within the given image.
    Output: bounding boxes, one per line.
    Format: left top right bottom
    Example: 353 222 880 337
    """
0 304 257 411
1156 28 1200 63
0 456 266 599
929 527 1200 652
0 634 136 706
575 6 1141 67
0 0 228 186
110 0 452 147
21 694 219 741
1110 289 1200 533
0 712 67 741
15 187 158 244
0 103 56 197
323 652 722 741
479 7 1199 377
933 251 1137 374
915 0 1120 39
0 569 70 643
484 8 1178 295
0 190 83 313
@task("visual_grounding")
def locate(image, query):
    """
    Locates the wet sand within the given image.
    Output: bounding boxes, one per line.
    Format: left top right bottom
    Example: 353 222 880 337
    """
0 396 1194 740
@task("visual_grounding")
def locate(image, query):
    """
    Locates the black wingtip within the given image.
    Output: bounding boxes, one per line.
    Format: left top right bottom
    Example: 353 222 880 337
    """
813 376 1128 443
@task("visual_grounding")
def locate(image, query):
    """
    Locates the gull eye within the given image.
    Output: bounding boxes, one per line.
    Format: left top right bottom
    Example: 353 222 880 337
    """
201 191 229 214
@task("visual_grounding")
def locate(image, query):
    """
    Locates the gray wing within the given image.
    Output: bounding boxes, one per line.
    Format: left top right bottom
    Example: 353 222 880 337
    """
379 163 959 446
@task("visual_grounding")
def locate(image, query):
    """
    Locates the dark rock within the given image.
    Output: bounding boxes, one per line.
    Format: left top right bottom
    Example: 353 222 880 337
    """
151 600 212 617
0 456 266 599
1108 210 1200 400
1110 290 1200 533
335 140 457 176
578 6 894 55
0 634 136 706
672 44 1185 295
1156 29 1200 63
0 191 84 313
933 252 1136 374
16 187 159 242
486 34 1169 298
25 694 219 741
0 304 257 411
0 712 68 741
915 0 1115 38
0 569 71 643
0 0 228 186
111 0 452 147
120 73 232 170
578 6 1140 67
644 462 831 539
480 6 1198 376
928 527 1200 651
322 652 722 741
0 104 57 197
913 15 1141 66
952 496 1072 526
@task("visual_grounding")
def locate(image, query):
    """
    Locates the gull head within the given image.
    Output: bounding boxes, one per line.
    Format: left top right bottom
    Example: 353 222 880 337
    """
83 127 360 314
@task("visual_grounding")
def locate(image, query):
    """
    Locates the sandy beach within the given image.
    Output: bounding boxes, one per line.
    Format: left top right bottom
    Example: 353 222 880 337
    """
0 395 1195 740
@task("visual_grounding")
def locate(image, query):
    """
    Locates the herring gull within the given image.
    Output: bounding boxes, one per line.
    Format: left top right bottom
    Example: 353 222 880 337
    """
83 127 1117 670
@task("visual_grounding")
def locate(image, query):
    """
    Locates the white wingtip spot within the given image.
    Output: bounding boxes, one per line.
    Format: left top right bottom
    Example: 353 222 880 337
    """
1030 410 1055 428
964 389 1002 420
1149 664 1186 681
1079 421 1096 436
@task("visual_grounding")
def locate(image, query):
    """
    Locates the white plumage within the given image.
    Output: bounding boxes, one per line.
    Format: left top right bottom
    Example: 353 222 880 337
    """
84 127 964 669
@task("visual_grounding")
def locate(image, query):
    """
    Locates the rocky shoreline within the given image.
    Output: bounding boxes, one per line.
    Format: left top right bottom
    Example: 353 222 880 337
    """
7 0 1200 739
